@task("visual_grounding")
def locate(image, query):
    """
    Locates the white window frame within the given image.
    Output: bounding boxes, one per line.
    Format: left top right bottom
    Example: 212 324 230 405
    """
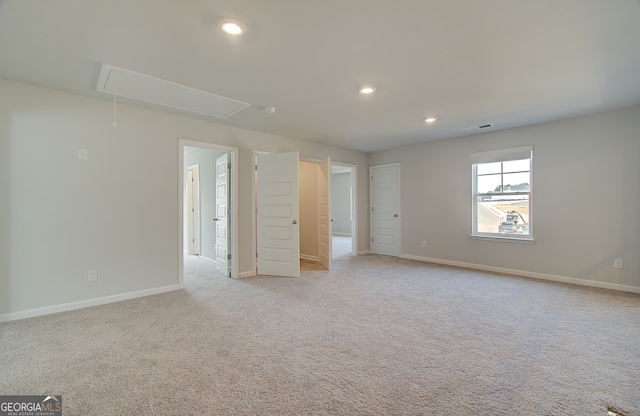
471 146 534 242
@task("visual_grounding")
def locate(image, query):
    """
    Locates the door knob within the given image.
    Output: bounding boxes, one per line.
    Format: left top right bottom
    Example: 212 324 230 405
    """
292 220 297 224
394 214 398 217
213 218 219 222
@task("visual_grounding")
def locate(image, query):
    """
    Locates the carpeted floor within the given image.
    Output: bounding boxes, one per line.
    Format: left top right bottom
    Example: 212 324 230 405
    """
1 244 639 415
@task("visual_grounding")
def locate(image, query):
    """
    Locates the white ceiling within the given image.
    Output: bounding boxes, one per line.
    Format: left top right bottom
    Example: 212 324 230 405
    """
1 0 640 153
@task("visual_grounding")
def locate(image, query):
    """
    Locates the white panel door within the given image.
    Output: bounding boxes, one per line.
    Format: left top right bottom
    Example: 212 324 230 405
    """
257 152 300 278
371 164 399 256
215 153 230 276
318 158 331 270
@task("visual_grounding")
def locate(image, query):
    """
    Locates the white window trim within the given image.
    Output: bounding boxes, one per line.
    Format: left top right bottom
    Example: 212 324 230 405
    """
471 146 534 242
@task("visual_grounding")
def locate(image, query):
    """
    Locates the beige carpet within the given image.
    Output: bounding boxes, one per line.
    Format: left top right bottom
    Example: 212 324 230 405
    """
1 250 639 415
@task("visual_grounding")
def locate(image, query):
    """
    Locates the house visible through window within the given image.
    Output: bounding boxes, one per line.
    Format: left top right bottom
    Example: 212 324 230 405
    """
471 146 533 241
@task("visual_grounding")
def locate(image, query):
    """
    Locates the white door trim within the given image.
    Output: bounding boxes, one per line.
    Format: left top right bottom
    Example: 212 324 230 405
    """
179 139 239 285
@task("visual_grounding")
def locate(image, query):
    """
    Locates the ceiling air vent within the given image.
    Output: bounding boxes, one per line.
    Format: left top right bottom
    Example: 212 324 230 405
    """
465 124 493 132
96 63 250 119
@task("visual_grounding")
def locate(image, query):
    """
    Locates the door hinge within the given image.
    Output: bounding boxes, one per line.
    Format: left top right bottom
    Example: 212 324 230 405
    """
371 175 373 181
371 237 373 243
228 162 231 170
371 206 374 212
227 254 231 260
192 207 194 212
255 164 258 171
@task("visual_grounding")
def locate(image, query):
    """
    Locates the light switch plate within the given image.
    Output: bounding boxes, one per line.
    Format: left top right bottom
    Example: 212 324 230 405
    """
88 269 98 281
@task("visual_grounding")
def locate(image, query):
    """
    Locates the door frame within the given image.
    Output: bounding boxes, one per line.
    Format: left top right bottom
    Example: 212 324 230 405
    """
251 153 360 275
369 163 401 256
298 157 332 270
179 139 239 284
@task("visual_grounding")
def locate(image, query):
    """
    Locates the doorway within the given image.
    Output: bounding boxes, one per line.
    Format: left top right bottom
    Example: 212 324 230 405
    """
331 162 357 259
299 158 331 271
179 140 239 285
252 151 357 277
253 152 339 277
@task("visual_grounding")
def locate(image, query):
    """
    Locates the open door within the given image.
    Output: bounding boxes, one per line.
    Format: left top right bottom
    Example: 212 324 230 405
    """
318 157 331 270
257 152 300 278
187 166 200 255
215 153 230 277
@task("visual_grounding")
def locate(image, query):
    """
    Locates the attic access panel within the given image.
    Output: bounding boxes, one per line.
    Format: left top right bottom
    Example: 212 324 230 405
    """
96 63 250 119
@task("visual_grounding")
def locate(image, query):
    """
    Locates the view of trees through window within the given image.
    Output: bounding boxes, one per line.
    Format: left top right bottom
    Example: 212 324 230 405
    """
475 158 530 236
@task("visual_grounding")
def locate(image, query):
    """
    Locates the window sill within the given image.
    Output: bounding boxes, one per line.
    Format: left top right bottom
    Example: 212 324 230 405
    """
471 234 535 244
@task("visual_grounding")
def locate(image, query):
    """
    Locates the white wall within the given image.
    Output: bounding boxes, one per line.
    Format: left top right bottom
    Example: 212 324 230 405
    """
0 78 370 318
369 105 640 292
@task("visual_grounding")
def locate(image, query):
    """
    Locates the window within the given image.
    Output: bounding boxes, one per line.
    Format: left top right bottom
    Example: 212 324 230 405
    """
471 146 533 241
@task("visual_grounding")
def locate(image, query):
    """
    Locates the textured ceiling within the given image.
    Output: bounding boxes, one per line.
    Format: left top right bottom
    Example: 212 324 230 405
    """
1 0 639 153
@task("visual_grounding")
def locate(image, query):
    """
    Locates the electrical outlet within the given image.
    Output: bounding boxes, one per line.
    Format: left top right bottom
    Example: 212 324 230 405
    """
88 269 98 281
422 240 427 247
613 259 623 269
78 148 88 160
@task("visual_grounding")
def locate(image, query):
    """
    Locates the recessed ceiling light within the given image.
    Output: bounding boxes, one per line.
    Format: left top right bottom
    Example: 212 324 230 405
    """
219 18 246 36
424 117 437 123
359 85 376 94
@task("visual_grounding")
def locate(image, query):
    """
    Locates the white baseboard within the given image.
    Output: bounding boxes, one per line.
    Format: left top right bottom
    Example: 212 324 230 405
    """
0 284 183 323
200 256 216 264
300 254 319 262
400 254 640 294
332 232 352 237
238 271 256 279
358 250 371 255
